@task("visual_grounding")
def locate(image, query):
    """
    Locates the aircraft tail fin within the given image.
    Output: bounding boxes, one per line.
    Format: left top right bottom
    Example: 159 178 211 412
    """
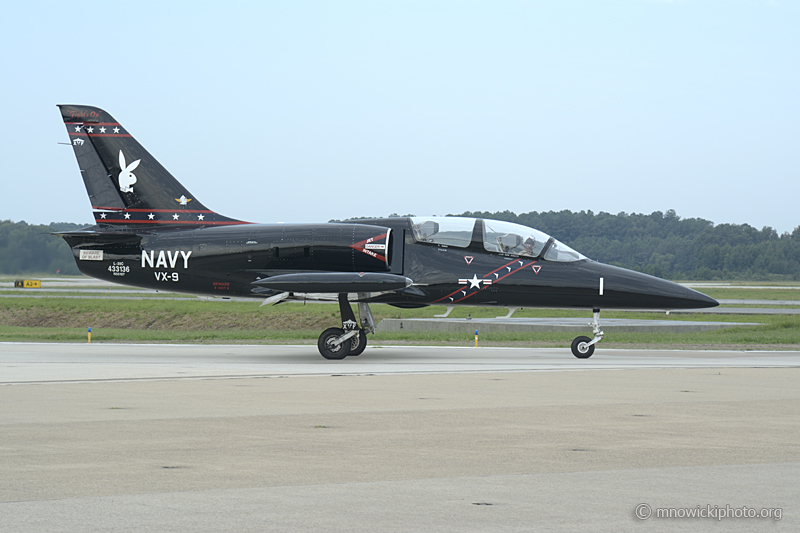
58 105 244 227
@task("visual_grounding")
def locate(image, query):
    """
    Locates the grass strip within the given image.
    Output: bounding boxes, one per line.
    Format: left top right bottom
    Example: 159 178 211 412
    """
1 297 798 348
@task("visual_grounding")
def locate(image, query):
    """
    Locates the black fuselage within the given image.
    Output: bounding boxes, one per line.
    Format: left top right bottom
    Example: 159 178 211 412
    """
62 217 716 311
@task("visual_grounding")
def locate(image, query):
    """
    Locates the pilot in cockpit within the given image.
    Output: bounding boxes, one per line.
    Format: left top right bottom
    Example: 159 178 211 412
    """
522 237 536 256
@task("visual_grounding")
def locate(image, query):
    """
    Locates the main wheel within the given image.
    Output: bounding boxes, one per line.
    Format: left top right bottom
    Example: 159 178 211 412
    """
318 327 349 360
571 336 595 359
348 330 368 356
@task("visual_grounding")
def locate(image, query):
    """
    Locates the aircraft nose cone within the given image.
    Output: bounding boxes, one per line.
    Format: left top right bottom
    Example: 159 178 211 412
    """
598 263 718 309
680 286 719 308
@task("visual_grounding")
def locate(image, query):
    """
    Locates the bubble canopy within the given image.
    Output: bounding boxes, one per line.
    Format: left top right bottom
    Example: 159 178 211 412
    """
409 217 587 262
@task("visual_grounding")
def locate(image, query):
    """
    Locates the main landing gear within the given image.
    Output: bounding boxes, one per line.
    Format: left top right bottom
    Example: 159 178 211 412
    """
571 308 604 359
317 293 376 360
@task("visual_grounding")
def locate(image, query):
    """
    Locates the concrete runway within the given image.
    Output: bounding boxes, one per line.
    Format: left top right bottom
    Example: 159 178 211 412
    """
2 343 798 532
3 343 800 383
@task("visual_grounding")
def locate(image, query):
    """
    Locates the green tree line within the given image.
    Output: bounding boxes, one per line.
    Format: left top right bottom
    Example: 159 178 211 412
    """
2 212 799 280
0 220 87 276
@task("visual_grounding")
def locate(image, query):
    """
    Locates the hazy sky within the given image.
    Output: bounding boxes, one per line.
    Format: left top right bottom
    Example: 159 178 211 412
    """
1 1 797 233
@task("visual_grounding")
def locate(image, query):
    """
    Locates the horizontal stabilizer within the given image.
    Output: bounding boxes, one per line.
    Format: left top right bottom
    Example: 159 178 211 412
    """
53 230 142 245
252 272 412 293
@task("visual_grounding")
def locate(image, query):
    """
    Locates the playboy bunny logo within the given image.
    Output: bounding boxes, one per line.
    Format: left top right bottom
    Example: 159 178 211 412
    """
118 150 141 193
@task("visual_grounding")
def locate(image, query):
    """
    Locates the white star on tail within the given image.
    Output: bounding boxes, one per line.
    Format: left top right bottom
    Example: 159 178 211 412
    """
197 214 205 221
113 127 120 133
123 213 131 219
99 127 106 133
172 213 180 220
147 213 155 220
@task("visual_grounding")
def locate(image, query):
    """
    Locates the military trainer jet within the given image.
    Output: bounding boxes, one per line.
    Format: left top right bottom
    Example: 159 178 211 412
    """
55 105 718 359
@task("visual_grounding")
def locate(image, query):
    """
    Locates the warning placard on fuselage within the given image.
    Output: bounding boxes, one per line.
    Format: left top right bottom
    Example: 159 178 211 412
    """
79 250 104 261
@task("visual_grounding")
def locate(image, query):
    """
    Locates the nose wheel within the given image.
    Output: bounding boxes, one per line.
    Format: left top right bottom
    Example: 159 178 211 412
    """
571 336 595 358
571 308 604 358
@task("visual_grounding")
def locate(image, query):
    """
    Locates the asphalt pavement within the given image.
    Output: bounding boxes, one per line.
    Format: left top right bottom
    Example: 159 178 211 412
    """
1 343 797 532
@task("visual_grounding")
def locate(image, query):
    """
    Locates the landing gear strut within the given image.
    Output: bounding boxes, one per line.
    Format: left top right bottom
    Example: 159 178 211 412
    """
571 308 604 359
317 293 376 360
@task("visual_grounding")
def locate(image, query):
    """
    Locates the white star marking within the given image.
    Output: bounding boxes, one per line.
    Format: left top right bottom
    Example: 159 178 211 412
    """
197 214 205 221
87 127 94 133
99 127 106 133
99 213 106 219
74 126 81 132
113 127 120 133
147 213 155 220
468 274 482 289
172 213 180 220
124 213 131 219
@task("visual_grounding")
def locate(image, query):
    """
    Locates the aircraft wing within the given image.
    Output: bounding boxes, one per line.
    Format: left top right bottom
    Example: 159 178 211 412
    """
251 272 412 293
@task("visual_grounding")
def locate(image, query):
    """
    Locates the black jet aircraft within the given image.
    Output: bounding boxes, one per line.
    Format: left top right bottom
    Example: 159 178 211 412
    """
55 105 718 359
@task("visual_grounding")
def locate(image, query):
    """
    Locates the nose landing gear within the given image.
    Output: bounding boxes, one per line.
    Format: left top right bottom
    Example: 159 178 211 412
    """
317 293 376 360
571 308 604 358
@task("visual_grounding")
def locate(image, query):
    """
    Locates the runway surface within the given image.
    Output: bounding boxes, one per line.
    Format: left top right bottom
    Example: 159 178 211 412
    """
3 342 799 383
2 343 798 532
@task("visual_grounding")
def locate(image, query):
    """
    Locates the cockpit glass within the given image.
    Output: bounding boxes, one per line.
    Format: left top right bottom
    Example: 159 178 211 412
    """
543 239 586 262
483 220 549 258
409 216 588 262
410 217 474 248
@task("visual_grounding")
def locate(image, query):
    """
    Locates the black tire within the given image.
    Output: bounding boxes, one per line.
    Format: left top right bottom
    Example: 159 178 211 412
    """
571 336 595 359
318 327 349 360
348 330 367 356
